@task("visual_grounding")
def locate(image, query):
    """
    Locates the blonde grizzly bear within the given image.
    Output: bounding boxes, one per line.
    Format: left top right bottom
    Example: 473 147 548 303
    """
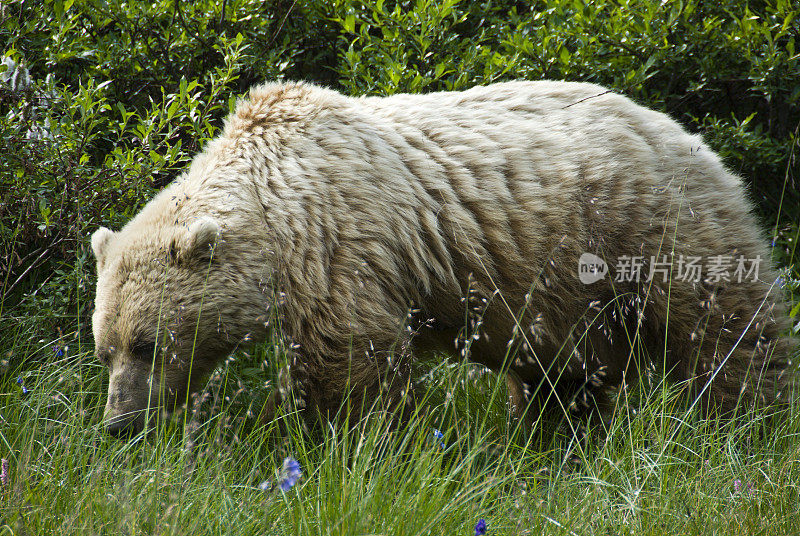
92 80 792 437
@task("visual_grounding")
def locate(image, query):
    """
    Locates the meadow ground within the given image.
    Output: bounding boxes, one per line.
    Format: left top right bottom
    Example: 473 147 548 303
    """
1 332 800 536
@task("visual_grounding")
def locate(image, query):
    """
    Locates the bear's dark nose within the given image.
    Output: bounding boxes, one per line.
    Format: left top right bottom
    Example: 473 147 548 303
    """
104 417 139 439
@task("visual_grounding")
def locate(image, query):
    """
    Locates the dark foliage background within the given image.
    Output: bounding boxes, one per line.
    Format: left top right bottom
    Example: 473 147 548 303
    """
1 0 798 370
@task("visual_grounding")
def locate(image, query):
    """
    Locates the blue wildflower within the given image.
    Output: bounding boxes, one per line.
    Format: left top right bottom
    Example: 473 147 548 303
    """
278 457 302 491
16 376 29 395
257 480 272 491
54 345 65 358
431 428 445 449
474 518 487 535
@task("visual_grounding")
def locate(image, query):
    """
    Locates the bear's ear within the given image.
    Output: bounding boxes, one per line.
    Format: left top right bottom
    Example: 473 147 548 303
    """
169 217 221 265
91 227 115 271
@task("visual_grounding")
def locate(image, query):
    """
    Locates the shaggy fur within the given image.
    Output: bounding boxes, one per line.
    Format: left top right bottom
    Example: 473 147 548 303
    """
92 80 793 436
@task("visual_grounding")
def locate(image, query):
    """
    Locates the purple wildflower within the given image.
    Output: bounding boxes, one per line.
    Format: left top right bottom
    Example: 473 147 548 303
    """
54 345 65 358
16 377 22 385
733 479 742 493
258 480 272 491
278 457 302 492
747 482 754 496
474 518 487 535
1 458 8 488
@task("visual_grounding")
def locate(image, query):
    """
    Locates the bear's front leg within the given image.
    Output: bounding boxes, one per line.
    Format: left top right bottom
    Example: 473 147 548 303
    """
267 345 419 431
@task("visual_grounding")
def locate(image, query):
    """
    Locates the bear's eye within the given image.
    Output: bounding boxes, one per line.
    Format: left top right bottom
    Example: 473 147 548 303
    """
97 347 113 366
129 339 157 360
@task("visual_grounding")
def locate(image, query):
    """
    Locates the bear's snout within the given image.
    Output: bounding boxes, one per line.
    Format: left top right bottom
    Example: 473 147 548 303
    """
103 395 148 438
103 360 156 439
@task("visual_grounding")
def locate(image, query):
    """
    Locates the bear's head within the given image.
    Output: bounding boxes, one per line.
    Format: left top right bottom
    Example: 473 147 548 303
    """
91 216 255 437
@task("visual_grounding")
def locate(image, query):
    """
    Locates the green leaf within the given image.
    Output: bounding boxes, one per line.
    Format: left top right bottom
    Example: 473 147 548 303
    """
343 13 356 34
559 46 571 65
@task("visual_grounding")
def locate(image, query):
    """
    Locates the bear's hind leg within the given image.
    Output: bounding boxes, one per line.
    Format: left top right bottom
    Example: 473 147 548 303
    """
662 280 792 416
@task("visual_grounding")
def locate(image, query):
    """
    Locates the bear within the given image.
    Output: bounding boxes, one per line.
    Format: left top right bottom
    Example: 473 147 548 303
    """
91 80 793 437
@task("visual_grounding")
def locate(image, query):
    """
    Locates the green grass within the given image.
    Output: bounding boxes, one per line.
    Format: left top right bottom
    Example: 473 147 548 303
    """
2 330 800 535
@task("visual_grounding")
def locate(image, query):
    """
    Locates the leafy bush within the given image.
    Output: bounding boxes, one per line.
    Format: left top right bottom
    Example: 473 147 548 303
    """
1 0 798 361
